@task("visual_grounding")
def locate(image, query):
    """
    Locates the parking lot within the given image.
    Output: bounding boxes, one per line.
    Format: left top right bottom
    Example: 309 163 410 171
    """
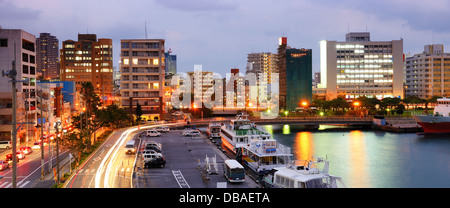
133 128 259 188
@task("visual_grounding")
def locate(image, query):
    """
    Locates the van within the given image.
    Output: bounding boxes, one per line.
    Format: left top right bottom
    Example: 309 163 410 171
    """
0 141 11 149
124 140 136 155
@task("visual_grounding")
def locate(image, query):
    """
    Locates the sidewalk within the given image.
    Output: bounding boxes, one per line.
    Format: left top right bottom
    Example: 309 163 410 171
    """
31 153 74 188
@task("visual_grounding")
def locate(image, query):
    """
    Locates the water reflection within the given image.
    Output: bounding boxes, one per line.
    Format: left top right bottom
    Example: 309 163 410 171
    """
261 124 450 187
282 124 290 135
348 130 370 188
294 132 313 162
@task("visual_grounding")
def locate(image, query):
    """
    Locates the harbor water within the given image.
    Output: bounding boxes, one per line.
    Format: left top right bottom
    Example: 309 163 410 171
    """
260 124 450 188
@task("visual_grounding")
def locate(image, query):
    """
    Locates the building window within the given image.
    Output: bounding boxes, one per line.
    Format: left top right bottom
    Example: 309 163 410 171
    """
0 39 7 47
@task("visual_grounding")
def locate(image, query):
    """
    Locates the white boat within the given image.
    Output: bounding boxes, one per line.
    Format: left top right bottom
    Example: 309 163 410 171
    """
220 113 271 153
206 122 221 139
262 157 346 188
413 97 450 134
240 139 293 180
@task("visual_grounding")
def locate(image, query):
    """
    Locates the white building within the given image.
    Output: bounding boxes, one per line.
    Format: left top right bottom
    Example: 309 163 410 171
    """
405 44 450 99
0 28 37 143
317 32 404 100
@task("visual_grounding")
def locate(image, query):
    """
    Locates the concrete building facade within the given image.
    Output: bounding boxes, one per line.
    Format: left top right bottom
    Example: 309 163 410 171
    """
120 39 165 121
0 28 37 143
405 44 450 99
60 34 114 105
318 32 404 100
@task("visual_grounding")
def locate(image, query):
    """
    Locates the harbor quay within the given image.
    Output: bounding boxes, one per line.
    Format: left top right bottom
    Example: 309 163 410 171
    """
187 116 423 133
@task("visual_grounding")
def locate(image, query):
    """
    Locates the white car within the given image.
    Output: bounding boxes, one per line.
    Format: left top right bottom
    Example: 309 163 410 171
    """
182 129 196 135
185 130 201 137
143 152 163 162
146 130 161 137
155 126 170 133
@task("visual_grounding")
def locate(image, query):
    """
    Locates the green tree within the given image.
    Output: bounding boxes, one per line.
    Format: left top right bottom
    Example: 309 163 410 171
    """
135 103 143 122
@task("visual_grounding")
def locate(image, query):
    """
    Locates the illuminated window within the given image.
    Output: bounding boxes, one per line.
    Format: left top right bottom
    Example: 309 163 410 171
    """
133 59 138 65
123 59 129 65
153 59 159 65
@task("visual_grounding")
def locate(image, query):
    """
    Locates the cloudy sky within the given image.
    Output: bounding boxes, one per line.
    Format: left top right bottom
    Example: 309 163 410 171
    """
2 0 450 77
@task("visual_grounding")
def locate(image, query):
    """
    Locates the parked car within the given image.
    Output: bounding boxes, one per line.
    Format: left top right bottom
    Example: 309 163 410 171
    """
142 152 163 163
147 120 156 125
19 146 32 155
146 130 161 137
155 126 169 133
144 157 166 168
145 145 162 153
0 160 9 171
185 130 201 137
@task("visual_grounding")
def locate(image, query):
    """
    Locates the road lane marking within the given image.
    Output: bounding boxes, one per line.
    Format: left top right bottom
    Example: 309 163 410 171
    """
172 170 190 188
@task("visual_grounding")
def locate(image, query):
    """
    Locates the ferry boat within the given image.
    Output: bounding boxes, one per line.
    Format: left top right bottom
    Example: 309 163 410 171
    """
206 122 221 139
220 113 272 153
239 139 293 182
262 157 346 188
413 97 450 134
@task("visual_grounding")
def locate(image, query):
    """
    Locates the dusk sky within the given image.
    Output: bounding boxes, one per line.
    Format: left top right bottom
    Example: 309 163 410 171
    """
2 0 450 77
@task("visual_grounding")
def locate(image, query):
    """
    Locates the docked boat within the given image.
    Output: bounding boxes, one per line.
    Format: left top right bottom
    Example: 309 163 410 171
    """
220 113 272 153
239 139 293 182
262 157 346 188
413 97 450 134
206 122 221 139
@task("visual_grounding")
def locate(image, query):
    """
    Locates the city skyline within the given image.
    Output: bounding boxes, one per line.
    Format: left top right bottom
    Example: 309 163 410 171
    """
1 0 450 77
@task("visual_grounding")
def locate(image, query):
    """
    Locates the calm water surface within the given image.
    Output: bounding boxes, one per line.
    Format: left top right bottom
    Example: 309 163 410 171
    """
260 124 450 188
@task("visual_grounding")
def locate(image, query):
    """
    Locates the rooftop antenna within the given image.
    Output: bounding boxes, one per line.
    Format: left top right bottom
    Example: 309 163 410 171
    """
145 20 148 39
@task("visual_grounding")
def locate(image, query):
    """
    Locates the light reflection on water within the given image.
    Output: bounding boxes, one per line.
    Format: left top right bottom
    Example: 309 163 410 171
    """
261 124 450 188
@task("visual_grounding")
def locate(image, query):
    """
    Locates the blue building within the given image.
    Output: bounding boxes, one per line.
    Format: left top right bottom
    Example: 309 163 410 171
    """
165 52 177 75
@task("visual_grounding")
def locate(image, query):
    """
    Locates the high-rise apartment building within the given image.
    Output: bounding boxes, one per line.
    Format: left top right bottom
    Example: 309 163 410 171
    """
120 39 165 121
0 28 37 142
318 32 404 100
60 34 114 105
405 44 450 99
277 37 313 111
36 33 59 80
246 52 278 107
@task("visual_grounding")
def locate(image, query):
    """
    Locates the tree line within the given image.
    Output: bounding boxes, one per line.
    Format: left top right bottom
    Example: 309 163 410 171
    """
312 95 440 116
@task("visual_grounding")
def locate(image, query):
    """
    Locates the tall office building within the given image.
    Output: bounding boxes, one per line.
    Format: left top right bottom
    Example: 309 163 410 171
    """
120 39 165 121
36 33 59 80
60 34 114 105
0 28 37 142
318 32 404 100
405 44 450 99
277 37 313 111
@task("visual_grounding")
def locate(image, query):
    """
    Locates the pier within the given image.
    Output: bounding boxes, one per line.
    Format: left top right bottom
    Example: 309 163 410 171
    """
187 115 422 133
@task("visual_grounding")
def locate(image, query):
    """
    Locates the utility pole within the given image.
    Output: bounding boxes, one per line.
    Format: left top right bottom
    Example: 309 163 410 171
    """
54 121 61 184
37 87 45 179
